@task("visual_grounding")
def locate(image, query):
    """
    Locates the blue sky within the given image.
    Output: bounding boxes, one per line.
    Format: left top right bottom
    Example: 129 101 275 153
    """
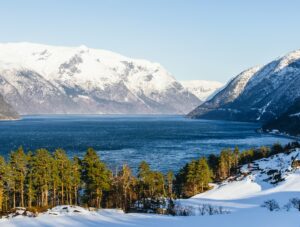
1 0 300 82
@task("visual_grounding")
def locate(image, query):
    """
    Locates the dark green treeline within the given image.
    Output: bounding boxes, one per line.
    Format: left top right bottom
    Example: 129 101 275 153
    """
0 142 296 213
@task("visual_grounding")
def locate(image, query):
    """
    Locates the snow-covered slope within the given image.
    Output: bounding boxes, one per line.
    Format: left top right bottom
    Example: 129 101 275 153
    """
180 80 223 101
188 49 300 122
2 149 300 227
0 42 200 114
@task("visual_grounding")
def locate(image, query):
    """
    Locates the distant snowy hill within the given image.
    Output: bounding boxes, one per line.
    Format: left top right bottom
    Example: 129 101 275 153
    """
0 42 201 114
188 49 300 128
180 80 223 101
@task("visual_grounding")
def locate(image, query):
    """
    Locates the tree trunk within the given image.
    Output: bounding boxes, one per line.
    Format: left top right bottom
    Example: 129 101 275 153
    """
41 191 44 207
28 186 32 208
20 182 24 207
13 188 16 209
74 187 78 205
61 182 64 205
69 188 72 205
53 183 56 206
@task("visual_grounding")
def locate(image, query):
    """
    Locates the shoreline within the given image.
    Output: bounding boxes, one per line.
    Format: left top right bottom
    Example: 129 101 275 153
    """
0 116 21 121
257 128 300 141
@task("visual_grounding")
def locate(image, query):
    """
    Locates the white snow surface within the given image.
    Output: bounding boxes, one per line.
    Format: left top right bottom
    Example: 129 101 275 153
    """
180 80 223 101
1 149 300 226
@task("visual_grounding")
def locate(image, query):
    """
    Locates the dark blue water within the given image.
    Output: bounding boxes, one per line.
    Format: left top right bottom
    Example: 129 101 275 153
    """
0 115 293 172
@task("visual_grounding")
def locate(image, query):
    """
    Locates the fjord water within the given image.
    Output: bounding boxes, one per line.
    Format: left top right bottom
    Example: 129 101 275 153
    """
0 115 293 172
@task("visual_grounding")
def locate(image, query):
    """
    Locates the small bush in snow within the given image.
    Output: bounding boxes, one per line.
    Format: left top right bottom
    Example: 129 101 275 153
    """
173 205 195 216
283 202 292 212
289 198 300 211
217 206 230 215
198 204 230 215
261 199 280 211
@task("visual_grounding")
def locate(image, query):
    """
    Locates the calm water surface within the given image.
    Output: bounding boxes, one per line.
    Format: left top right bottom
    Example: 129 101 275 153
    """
0 115 294 172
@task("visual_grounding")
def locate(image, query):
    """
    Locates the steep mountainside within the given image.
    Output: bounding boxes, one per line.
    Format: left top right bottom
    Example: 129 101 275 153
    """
188 49 300 123
0 93 19 120
187 66 261 120
0 42 201 114
180 80 223 101
263 97 300 136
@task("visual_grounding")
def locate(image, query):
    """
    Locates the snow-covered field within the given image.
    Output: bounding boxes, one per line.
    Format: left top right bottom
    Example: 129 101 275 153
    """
1 150 300 227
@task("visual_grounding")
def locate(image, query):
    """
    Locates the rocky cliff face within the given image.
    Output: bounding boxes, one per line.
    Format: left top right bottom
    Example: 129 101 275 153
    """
0 93 19 120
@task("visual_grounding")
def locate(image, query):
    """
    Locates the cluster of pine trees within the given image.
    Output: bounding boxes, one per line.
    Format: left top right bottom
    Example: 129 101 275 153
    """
0 142 298 214
0 147 175 213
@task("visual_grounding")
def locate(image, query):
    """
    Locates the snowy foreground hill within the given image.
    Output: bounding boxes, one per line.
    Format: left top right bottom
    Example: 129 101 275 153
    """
0 42 205 114
2 149 300 227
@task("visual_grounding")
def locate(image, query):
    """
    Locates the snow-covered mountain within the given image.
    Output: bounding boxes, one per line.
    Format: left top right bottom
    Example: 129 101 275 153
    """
0 42 201 114
180 80 223 101
188 49 300 124
0 93 19 120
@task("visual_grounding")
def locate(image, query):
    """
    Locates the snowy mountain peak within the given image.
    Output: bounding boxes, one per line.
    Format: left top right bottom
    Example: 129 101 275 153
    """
275 49 300 72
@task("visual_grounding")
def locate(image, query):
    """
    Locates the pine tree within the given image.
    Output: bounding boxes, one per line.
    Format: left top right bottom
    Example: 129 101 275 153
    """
53 149 72 205
233 146 239 173
26 151 35 208
0 156 6 211
186 160 197 195
218 149 233 180
137 161 151 200
31 149 53 207
9 147 28 207
71 156 82 205
166 171 174 199
82 148 111 208
195 158 212 192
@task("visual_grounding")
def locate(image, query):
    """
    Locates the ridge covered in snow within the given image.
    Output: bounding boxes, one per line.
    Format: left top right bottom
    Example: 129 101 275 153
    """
0 42 202 114
188 48 300 124
180 80 223 101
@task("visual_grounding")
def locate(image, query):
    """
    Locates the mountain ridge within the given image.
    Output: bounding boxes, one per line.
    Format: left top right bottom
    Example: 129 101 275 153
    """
0 42 203 115
188 48 300 135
